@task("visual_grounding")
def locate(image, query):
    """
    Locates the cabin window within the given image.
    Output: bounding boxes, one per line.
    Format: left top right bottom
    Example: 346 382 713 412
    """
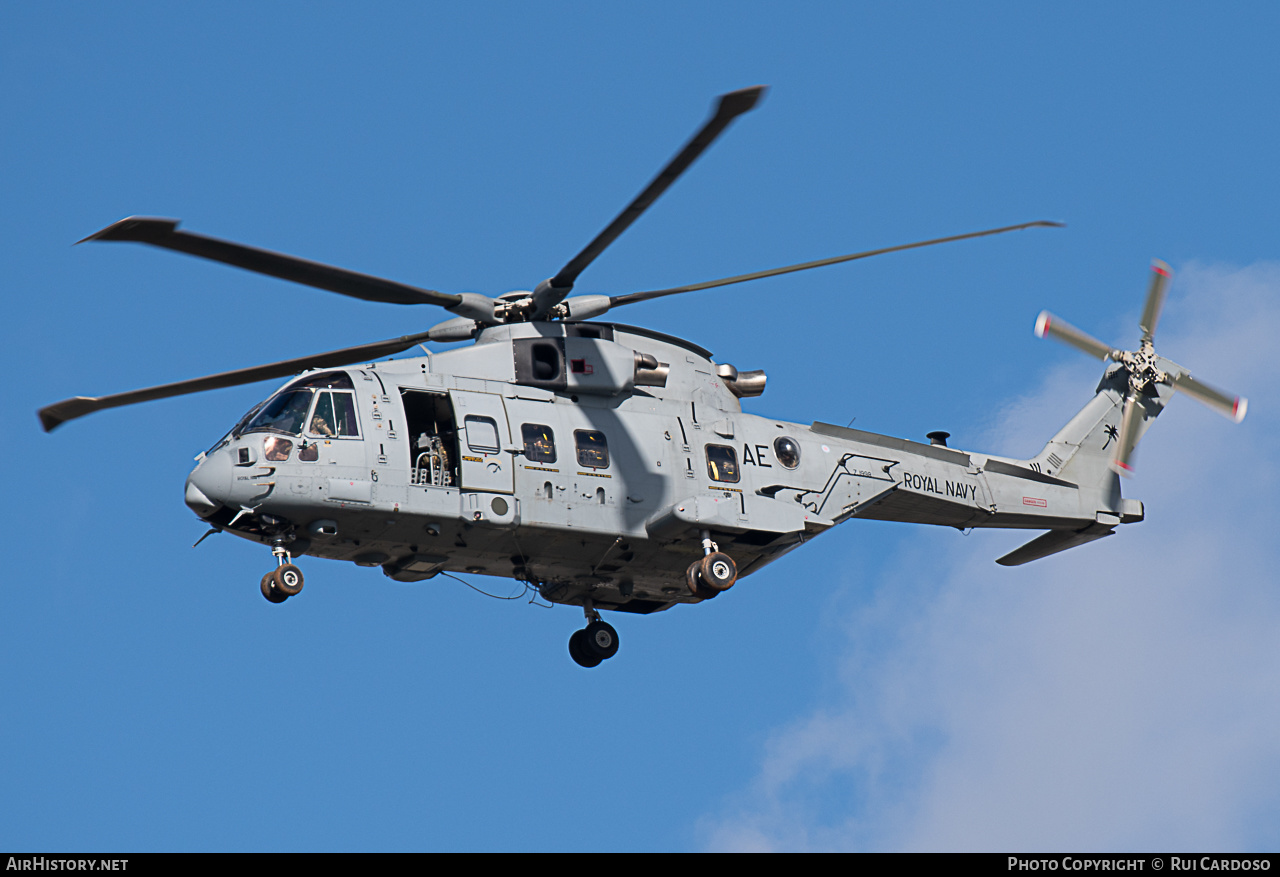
574 430 609 469
706 444 740 483
464 415 501 455
308 391 359 437
522 424 557 464
773 436 801 469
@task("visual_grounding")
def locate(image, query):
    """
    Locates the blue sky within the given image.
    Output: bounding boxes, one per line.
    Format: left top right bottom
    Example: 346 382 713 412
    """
3 3 1278 851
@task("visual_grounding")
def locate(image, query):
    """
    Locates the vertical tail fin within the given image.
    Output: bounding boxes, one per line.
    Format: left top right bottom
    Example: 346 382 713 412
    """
1026 364 1169 499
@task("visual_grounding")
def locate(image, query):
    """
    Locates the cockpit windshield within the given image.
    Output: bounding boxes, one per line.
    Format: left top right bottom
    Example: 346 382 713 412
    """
206 398 266 453
244 390 314 436
235 371 357 438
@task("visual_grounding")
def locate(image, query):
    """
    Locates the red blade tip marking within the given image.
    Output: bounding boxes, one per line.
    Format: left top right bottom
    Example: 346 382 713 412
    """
1233 397 1248 423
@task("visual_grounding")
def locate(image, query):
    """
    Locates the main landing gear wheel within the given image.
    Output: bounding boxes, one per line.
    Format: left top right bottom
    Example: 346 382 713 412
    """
569 600 621 668
686 560 719 600
272 564 304 596
583 620 619 660
568 619 620 667
260 572 288 604
699 552 737 591
568 629 603 668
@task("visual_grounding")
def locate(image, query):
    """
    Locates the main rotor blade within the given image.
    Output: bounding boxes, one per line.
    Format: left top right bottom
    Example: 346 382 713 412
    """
610 220 1064 307
38 330 435 432
1170 371 1249 423
1112 390 1142 477
80 217 464 308
535 86 766 312
1034 311 1118 362
1140 259 1172 343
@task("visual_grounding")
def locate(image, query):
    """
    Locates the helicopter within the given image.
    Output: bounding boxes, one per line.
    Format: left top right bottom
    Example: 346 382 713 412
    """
40 86 1248 668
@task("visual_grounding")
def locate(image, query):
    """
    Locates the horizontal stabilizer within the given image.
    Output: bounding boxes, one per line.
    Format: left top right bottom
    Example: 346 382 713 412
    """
995 522 1115 566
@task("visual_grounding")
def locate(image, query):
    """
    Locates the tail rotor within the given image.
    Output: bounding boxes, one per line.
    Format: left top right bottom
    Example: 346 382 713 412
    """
1035 259 1248 477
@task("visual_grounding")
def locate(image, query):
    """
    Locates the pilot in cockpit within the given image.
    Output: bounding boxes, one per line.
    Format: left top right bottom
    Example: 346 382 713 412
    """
311 412 336 437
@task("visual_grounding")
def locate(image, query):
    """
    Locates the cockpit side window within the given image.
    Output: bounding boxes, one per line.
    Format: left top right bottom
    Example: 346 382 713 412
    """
309 392 336 437
308 391 360 438
332 392 358 436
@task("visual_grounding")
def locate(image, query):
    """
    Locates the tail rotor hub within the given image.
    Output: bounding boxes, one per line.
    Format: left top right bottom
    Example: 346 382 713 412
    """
1117 342 1167 394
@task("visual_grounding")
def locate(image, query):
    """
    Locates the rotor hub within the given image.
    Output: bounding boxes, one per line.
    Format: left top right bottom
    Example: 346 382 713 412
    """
1118 341 1167 394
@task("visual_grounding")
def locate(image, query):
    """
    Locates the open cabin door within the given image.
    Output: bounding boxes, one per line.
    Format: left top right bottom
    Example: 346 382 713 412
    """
450 390 514 494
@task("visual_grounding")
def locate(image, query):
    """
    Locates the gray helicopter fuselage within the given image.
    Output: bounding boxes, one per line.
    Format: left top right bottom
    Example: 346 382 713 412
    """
184 320 1144 614
42 89 1243 666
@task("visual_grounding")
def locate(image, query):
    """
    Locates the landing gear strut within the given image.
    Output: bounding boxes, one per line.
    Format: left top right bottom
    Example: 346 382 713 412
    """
260 536 305 604
568 601 620 668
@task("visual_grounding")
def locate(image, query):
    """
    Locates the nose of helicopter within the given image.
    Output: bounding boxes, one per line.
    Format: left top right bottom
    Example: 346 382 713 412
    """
185 448 232 518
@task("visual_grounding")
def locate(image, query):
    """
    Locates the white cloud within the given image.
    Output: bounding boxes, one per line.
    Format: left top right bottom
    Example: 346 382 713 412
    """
701 262 1280 852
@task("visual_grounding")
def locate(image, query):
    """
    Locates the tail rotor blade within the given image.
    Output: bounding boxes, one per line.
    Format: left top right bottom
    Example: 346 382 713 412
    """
1112 390 1142 477
1140 259 1172 343
1035 311 1117 361
1170 371 1249 423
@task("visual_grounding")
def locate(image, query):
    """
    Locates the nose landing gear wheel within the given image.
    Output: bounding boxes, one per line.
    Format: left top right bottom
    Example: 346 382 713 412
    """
272 564 304 596
568 629 603 668
261 572 288 604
